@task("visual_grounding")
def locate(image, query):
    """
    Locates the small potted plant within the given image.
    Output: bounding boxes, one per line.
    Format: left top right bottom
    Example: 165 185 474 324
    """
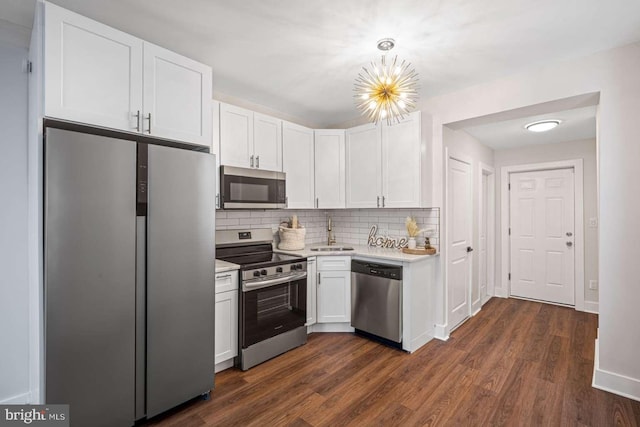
405 216 429 249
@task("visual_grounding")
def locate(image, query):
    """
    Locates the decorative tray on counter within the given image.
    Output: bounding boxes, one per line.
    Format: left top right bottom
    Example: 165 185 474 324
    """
402 247 437 255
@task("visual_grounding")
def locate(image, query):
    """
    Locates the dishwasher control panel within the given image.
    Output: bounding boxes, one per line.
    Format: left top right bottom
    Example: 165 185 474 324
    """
351 260 403 280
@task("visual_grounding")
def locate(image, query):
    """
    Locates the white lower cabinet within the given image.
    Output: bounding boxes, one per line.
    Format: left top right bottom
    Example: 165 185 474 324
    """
316 256 351 324
215 290 238 366
215 270 238 371
306 257 317 327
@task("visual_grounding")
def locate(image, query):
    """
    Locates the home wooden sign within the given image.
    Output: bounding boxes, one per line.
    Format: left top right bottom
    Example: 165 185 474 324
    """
367 225 408 249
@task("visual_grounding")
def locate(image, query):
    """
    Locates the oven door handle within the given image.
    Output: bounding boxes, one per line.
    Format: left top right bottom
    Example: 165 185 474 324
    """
242 272 308 292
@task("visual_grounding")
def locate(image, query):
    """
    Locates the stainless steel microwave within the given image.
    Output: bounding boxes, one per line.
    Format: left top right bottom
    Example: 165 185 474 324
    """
220 166 286 209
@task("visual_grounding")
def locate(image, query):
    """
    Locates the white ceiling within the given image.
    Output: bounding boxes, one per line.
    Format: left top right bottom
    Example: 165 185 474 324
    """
461 105 597 150
2 0 640 127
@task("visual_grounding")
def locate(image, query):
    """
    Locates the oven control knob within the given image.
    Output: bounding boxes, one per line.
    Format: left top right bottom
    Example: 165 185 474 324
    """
295 264 303 271
253 271 260 278
260 269 268 276
276 267 283 273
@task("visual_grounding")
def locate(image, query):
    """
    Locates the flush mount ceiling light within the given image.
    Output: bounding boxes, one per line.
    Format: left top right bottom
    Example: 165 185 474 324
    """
525 119 561 132
354 38 419 125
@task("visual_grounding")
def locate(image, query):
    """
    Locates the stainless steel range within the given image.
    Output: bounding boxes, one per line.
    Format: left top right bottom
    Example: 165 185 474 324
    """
216 229 307 370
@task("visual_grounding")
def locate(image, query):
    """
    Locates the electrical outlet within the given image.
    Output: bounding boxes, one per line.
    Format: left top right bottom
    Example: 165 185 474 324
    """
589 280 598 290
589 217 598 228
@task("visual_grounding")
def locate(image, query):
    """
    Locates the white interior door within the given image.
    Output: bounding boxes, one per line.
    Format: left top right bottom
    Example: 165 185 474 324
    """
447 156 472 330
509 168 575 305
480 173 488 302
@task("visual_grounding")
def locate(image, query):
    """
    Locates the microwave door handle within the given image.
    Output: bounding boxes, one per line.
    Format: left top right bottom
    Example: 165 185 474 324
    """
243 272 307 291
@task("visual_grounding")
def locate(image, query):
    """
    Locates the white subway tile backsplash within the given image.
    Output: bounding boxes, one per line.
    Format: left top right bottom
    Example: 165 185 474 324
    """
215 207 440 250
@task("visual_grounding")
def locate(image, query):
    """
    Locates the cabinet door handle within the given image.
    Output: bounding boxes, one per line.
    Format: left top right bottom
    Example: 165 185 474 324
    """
145 113 152 134
285 196 288 208
133 110 141 132
316 198 319 208
215 194 220 209
256 155 260 168
250 155 254 168
382 196 386 208
317 272 321 285
377 196 380 208
216 274 232 279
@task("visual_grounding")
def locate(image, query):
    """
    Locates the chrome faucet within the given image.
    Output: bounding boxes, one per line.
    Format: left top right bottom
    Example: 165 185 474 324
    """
327 215 336 246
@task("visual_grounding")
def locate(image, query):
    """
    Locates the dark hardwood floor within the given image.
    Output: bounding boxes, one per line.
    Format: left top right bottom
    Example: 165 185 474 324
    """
146 298 640 426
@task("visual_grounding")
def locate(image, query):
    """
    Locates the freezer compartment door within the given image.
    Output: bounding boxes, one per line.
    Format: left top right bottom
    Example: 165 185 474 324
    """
146 144 215 418
44 128 136 427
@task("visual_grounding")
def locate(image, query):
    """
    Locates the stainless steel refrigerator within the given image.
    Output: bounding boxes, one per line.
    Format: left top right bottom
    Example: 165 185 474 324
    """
44 125 215 426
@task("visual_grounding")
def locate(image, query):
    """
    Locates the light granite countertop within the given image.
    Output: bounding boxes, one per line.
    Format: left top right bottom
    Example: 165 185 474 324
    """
215 259 240 273
274 244 439 263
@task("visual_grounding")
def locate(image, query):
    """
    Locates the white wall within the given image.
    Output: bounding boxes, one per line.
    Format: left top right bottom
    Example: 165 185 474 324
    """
0 41 30 403
494 139 599 307
421 41 640 400
443 127 494 315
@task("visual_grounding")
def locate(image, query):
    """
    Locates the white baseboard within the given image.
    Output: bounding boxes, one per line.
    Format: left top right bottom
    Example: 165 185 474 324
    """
214 358 235 373
0 391 31 405
583 301 599 314
592 339 640 402
481 295 492 306
405 331 433 353
434 324 449 341
471 304 482 317
494 287 508 298
310 323 354 333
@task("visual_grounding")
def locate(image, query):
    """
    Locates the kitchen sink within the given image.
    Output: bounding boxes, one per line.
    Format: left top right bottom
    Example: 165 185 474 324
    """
310 246 355 252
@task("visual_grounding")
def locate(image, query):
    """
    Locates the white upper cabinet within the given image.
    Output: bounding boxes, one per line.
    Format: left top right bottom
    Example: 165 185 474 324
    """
42 2 212 147
143 43 212 146
44 2 143 132
382 112 422 208
218 104 282 171
253 113 282 171
314 130 346 209
346 112 424 208
219 103 253 168
345 123 382 208
282 121 315 209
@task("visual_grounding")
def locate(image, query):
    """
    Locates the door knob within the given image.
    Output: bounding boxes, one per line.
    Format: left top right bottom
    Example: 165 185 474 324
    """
566 232 573 237
566 241 573 247
466 246 474 253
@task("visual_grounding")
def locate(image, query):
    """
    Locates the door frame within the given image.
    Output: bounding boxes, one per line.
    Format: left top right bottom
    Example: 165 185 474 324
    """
500 159 585 311
477 162 495 308
444 147 473 335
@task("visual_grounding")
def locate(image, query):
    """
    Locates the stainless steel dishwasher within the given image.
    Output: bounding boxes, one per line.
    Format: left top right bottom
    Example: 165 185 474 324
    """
351 260 402 346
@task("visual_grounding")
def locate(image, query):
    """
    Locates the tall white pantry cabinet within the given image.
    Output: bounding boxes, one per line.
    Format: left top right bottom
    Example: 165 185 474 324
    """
42 1 212 147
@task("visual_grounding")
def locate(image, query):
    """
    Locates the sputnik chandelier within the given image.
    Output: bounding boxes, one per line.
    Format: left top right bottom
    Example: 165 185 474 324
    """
354 38 419 125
